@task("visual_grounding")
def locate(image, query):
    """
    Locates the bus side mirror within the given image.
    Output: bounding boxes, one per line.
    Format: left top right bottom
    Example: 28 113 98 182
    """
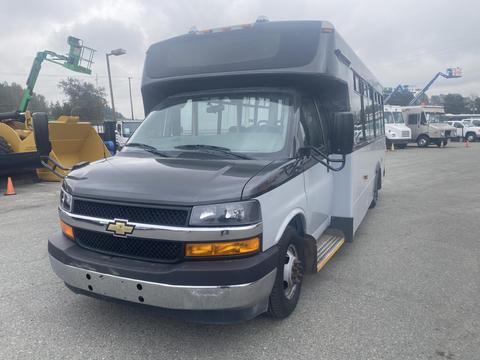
32 112 52 157
331 112 354 155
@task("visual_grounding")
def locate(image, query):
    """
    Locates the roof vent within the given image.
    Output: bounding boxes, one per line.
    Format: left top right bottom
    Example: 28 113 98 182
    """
255 15 269 23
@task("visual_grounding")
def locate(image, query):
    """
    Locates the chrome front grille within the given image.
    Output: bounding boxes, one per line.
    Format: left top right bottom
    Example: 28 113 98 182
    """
72 199 189 226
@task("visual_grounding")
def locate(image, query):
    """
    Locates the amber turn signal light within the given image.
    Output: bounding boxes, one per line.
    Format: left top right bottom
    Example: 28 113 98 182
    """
60 220 74 240
185 237 260 257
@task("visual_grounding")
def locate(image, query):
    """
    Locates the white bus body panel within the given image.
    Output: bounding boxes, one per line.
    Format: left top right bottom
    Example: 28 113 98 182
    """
256 138 384 250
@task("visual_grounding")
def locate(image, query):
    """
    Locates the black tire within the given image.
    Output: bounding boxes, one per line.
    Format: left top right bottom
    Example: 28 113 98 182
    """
465 132 476 142
267 226 305 319
369 171 380 209
442 140 448 147
0 136 13 154
435 141 442 147
417 135 430 148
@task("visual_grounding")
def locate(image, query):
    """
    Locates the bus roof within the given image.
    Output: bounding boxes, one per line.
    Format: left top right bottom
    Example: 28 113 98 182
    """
141 20 382 113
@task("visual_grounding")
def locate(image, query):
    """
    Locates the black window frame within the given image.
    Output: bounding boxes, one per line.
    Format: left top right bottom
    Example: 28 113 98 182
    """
299 97 327 151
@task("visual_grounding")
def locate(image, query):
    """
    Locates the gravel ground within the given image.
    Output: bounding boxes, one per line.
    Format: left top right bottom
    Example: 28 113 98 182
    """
0 142 479 360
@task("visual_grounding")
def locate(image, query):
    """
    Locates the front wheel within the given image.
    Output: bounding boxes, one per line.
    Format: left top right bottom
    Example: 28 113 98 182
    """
0 136 13 154
417 135 430 148
267 227 305 319
466 133 476 142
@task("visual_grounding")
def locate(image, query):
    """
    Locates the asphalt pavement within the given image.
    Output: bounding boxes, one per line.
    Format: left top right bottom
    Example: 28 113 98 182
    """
0 142 479 360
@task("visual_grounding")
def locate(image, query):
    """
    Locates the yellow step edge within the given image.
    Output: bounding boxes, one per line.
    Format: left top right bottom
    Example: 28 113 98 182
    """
317 238 345 272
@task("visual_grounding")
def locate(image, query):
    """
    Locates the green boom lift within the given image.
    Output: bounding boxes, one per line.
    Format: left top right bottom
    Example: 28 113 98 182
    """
17 36 95 112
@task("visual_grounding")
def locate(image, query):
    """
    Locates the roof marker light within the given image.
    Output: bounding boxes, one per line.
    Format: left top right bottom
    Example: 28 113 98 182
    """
256 15 269 23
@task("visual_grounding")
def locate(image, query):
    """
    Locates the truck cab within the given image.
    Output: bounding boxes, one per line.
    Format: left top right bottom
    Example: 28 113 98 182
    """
447 120 480 142
384 105 411 148
46 20 385 323
402 105 455 147
116 120 142 148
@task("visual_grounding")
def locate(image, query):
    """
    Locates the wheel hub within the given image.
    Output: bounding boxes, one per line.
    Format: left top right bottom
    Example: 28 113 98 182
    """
283 244 303 300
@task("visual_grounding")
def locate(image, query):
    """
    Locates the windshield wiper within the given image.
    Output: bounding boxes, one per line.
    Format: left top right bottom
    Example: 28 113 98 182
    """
174 144 252 160
125 143 170 157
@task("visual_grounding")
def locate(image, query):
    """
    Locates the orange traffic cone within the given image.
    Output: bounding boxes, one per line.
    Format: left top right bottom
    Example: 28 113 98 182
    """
4 177 16 196
465 139 470 148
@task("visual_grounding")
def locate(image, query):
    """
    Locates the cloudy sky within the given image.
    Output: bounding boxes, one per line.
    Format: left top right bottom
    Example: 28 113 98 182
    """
1 0 478 119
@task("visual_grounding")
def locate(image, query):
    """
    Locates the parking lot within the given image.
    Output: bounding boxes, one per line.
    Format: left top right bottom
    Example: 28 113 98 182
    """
1 142 479 360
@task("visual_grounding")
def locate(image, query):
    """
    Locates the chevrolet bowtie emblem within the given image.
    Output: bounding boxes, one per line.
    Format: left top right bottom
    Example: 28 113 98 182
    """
106 219 135 237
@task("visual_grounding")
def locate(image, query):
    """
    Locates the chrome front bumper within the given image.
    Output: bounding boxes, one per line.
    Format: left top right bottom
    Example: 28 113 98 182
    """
50 255 276 311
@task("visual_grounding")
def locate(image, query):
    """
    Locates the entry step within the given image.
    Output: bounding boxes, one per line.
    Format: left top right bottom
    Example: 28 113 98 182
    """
316 229 345 272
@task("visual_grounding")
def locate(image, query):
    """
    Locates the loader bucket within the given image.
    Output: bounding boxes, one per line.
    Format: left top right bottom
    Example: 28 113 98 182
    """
36 116 110 181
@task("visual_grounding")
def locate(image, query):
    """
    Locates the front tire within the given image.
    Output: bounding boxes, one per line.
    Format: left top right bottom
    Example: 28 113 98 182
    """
417 135 430 148
466 133 476 142
267 226 305 319
0 136 13 154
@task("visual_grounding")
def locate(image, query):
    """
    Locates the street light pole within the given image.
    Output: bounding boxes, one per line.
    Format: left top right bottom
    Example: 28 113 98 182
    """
106 53 116 122
105 48 126 123
128 77 134 120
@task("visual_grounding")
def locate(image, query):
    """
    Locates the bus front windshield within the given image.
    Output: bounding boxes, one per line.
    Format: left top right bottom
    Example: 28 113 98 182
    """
127 92 293 159
425 113 448 123
385 111 404 124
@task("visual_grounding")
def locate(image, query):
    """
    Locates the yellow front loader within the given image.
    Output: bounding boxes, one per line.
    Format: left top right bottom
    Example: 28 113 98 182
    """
0 111 110 181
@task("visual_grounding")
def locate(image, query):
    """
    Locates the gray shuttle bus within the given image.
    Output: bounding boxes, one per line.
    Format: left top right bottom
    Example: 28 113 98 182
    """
46 20 385 323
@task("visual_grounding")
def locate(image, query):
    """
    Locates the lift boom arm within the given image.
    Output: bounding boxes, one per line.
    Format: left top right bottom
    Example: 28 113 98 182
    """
18 36 95 112
408 68 462 106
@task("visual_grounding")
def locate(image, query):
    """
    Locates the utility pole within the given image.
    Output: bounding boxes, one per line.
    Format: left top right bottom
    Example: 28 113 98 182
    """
128 77 134 120
106 54 116 122
106 48 126 122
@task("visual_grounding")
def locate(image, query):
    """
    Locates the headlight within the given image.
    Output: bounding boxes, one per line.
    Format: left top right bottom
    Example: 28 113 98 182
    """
189 200 261 226
60 187 73 212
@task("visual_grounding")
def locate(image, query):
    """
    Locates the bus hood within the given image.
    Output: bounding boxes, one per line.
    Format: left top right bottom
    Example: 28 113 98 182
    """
64 154 272 205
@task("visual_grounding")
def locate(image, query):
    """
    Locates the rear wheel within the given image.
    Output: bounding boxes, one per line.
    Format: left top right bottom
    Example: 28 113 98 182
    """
442 140 448 146
417 135 430 148
267 227 305 319
369 171 380 209
466 133 476 142
0 137 13 154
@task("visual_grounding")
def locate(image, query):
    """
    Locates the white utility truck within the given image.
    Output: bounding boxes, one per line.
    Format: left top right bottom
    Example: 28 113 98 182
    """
384 105 411 148
402 105 456 147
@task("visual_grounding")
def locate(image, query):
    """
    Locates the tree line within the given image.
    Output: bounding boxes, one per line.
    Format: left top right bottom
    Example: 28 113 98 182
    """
0 78 124 124
385 87 480 114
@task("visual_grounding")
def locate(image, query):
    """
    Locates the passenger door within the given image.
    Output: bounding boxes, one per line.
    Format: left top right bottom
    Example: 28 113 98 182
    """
453 122 464 138
299 98 333 239
407 113 420 139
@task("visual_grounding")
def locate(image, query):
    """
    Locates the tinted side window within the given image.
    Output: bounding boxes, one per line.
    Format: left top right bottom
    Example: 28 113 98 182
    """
408 114 418 125
301 98 325 148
